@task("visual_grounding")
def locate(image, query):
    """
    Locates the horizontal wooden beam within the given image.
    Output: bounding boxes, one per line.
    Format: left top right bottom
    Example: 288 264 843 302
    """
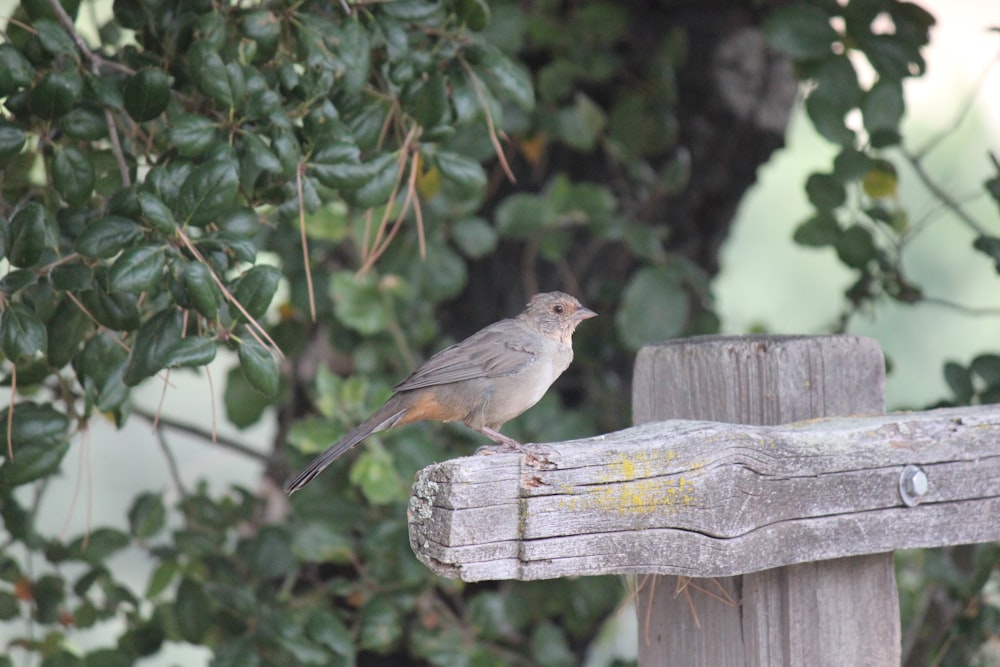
407 404 1000 582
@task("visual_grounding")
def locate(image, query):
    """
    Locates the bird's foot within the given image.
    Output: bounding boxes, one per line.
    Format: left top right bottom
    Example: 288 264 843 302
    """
480 426 522 449
476 441 525 456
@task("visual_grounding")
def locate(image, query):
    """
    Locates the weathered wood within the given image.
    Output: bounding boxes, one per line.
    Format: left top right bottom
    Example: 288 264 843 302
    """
632 335 896 667
407 403 1000 580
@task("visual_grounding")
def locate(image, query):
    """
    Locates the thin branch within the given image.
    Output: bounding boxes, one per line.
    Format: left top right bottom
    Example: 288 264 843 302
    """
132 406 272 464
919 295 1000 317
406 150 426 259
357 124 421 275
900 148 989 237
104 107 131 187
153 423 188 496
458 58 516 183
7 365 15 460
296 162 317 321
47 0 132 187
176 230 284 358
205 364 218 444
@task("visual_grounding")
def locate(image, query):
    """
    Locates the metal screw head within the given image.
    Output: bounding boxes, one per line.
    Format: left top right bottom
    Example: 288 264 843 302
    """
899 465 928 507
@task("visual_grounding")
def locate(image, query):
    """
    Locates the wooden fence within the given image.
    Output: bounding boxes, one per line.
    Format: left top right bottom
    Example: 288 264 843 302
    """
407 335 1000 666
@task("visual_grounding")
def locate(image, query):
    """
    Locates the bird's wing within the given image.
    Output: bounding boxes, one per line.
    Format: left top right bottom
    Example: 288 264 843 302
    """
392 320 539 392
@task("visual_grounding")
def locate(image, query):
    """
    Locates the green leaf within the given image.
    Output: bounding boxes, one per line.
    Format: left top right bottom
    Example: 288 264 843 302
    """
60 108 106 140
238 338 279 397
495 193 557 238
108 245 166 293
218 208 260 238
75 216 143 258
46 296 91 369
531 621 574 667
64 528 129 565
0 44 35 96
0 591 18 620
810 55 861 115
50 262 91 291
350 445 405 505
347 155 400 208
944 361 973 404
233 265 281 320
763 4 838 60
835 224 877 268
123 309 182 386
165 335 217 368
137 191 176 235
239 133 282 175
805 92 854 146
80 285 140 331
0 123 26 161
242 10 281 48
292 522 354 563
451 217 497 259
615 265 690 350
76 332 129 391
0 403 71 487
83 650 131 667
434 151 487 192
0 270 36 294
833 148 873 180
32 19 78 57
124 67 171 121
861 78 904 136
145 561 178 599
972 235 1000 270
52 147 95 205
410 69 448 127
805 172 846 211
224 364 271 428
330 271 388 335
359 596 404 653
555 93 606 151
168 115 218 157
183 261 220 319
30 69 83 119
237 526 294 578
188 42 234 108
1 303 47 362
971 354 1000 387
477 46 534 110
310 141 371 188
858 33 922 81
175 577 211 643
9 203 54 268
862 159 898 198
307 609 354 657
178 158 239 226
793 213 840 247
340 18 371 96
455 0 490 30
128 492 166 539
410 244 466 301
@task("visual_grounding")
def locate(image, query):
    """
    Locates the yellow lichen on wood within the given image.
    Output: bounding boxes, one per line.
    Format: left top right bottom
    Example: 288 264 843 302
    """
557 451 701 514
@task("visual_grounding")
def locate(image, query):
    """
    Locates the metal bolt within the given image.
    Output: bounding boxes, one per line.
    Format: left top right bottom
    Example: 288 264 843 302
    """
898 465 928 507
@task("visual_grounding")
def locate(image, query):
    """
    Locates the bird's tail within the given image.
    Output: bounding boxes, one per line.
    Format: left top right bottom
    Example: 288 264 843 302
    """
284 400 409 494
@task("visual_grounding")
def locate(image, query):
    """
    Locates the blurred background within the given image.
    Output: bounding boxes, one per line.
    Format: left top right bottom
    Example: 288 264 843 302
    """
1 0 999 665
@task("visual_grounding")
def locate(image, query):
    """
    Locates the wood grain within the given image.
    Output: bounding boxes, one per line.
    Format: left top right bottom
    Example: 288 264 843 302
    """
409 403 1000 580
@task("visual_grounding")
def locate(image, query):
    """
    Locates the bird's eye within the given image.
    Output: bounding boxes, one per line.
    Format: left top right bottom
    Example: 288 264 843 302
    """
553 304 564 315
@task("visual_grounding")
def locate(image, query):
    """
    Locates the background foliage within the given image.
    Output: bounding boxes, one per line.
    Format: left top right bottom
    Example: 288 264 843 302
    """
0 0 997 665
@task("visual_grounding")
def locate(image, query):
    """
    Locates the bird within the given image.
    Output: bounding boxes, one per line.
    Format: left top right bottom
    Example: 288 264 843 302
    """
284 291 596 494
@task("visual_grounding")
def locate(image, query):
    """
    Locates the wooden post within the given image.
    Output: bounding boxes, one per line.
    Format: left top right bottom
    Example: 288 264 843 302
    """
632 335 900 667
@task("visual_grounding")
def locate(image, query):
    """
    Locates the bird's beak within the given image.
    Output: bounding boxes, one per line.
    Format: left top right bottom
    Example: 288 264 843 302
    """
574 307 597 321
